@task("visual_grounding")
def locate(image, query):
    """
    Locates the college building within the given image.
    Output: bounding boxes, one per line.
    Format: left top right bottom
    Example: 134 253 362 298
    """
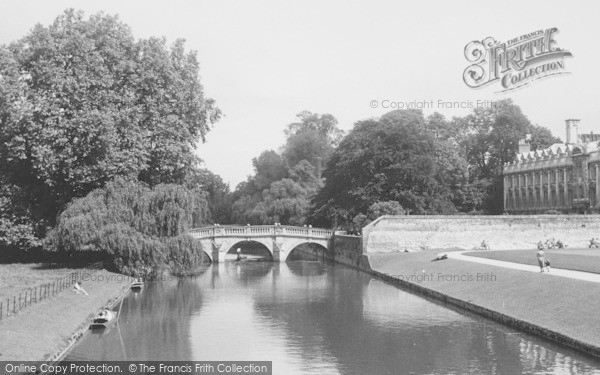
503 119 600 213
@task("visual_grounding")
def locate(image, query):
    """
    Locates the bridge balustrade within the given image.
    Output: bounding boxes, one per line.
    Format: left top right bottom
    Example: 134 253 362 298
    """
189 225 333 239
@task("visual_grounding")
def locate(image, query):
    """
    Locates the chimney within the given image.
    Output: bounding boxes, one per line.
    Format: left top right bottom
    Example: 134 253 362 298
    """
565 119 580 144
518 138 530 154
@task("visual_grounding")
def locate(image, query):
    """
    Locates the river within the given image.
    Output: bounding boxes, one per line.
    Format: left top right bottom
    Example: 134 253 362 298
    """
65 261 600 374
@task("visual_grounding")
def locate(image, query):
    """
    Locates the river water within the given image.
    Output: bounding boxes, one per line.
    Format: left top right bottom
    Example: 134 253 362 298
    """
65 261 600 374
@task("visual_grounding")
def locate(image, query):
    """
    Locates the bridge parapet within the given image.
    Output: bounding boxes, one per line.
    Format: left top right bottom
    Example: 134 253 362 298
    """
189 225 334 239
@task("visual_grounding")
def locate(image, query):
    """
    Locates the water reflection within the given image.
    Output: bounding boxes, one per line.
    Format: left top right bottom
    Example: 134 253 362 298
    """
66 262 600 374
66 278 204 360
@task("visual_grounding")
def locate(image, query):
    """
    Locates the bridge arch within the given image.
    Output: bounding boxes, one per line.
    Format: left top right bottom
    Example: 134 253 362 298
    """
286 242 331 262
224 239 274 261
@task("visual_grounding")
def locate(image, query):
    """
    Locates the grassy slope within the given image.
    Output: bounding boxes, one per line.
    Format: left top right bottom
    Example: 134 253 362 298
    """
368 250 600 349
465 249 600 274
0 268 130 360
0 263 86 301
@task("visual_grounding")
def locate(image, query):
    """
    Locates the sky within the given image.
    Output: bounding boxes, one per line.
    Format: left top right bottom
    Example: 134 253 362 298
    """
1 0 598 187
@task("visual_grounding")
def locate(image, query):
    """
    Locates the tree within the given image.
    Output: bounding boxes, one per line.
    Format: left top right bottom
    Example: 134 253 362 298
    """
252 150 289 191
0 9 220 245
283 128 332 170
528 124 561 151
185 168 232 224
230 111 340 225
459 99 531 180
283 111 343 170
456 99 559 213
45 178 211 275
0 180 40 251
232 160 322 225
311 109 469 226
254 161 322 225
285 111 344 147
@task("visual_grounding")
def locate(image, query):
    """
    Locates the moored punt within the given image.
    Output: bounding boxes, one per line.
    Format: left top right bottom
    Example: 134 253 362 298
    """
131 279 144 290
90 309 116 329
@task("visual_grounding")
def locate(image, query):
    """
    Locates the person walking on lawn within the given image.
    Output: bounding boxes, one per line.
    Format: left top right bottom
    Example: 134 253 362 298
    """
536 246 547 273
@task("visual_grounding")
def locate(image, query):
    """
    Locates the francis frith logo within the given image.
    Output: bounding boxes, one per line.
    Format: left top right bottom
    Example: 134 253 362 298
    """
463 28 572 92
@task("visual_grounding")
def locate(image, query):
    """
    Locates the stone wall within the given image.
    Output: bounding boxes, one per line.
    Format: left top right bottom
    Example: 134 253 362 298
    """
362 215 600 253
332 235 371 268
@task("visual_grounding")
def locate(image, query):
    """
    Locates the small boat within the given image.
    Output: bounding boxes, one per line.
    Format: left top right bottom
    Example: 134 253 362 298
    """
131 279 144 290
90 309 116 329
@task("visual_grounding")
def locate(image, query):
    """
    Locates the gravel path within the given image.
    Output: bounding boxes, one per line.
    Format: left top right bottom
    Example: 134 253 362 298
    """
449 251 600 283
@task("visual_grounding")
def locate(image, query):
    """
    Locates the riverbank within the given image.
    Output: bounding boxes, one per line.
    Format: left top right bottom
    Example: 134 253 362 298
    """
360 250 600 359
0 267 131 361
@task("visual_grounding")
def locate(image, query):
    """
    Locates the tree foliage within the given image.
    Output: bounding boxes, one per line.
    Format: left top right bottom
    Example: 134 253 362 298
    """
0 179 41 250
349 201 406 234
231 111 339 225
311 109 468 226
283 111 344 170
367 201 406 220
45 178 211 275
185 168 232 224
285 110 344 147
454 99 560 213
0 9 220 249
251 150 289 191
458 99 532 180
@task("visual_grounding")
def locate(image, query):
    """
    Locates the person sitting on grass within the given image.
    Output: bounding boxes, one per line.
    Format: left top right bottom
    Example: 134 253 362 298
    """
432 252 448 261
73 281 89 295
536 247 546 273
473 240 490 251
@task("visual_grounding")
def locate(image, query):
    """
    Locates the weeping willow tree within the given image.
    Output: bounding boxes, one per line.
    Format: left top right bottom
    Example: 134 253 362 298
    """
45 178 211 276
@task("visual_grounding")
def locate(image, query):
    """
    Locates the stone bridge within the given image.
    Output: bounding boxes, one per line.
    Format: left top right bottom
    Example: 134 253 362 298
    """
188 225 335 262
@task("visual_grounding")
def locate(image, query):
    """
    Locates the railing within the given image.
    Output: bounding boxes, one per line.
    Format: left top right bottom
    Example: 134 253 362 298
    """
189 225 334 239
0 262 103 321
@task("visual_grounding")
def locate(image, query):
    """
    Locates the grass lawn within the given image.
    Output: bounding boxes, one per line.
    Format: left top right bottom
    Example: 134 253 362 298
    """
464 249 600 274
0 267 131 360
368 250 600 349
0 263 84 301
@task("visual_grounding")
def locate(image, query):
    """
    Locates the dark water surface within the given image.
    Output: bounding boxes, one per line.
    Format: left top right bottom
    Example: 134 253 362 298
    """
66 262 600 374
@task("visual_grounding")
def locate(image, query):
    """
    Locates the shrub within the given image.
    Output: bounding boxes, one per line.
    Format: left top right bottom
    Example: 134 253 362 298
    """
367 201 406 220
